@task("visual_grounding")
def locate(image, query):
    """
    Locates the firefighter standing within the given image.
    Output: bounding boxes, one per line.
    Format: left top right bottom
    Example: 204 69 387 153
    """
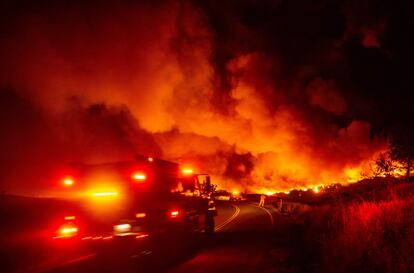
205 200 217 233
258 194 266 207
278 198 283 212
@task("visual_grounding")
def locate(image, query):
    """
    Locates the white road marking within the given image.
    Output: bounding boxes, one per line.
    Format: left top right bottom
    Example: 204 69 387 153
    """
250 204 274 225
215 204 240 231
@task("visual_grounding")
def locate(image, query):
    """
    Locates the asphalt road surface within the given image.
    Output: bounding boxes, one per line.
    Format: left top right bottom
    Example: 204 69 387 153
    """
39 202 299 273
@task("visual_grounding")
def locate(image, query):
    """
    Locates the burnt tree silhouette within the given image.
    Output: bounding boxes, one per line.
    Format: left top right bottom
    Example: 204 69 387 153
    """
389 131 414 178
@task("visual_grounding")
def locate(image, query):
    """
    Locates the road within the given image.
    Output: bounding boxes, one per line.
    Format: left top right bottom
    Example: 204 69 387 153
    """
162 202 296 273
36 201 299 273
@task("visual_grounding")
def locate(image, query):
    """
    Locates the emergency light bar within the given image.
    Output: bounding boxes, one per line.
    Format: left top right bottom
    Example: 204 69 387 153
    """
131 171 146 182
53 223 79 239
91 192 118 197
181 169 194 175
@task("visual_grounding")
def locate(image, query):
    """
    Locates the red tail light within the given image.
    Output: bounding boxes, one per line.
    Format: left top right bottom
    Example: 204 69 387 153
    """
169 210 180 218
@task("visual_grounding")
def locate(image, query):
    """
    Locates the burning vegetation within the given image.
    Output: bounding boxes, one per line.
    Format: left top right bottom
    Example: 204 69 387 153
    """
0 0 413 195
288 177 414 273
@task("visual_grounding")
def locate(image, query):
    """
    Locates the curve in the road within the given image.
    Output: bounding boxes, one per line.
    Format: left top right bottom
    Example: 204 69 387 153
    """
214 204 240 232
249 204 274 225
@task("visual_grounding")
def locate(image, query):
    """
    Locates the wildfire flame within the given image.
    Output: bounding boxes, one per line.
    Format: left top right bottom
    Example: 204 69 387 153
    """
0 1 392 195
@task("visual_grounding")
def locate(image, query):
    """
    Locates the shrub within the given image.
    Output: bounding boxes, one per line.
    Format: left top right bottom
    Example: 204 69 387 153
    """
320 198 414 273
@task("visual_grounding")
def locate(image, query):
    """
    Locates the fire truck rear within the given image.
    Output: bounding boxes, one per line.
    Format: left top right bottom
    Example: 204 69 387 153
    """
50 156 216 256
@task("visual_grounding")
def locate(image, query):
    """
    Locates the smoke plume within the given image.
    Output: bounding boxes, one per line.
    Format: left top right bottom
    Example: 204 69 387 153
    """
1 0 397 194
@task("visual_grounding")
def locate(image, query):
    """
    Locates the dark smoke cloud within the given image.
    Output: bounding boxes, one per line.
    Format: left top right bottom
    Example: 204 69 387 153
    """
0 90 161 194
1 0 412 194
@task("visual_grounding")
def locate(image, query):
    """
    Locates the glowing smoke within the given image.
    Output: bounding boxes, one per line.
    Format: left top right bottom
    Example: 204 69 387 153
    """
0 1 387 194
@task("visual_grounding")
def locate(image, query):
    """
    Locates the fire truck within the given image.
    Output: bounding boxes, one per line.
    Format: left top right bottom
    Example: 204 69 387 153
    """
51 155 216 256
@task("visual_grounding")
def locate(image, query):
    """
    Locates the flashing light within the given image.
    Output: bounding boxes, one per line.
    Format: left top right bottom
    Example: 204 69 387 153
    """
62 177 74 186
169 210 180 218
55 224 78 238
64 216 76 220
148 157 154 162
91 192 118 197
136 212 146 218
114 223 131 233
181 169 194 175
131 172 146 182
61 227 78 234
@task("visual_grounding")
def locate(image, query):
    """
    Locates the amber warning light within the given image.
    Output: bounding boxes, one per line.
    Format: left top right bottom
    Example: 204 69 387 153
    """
136 213 146 218
181 169 194 175
62 177 74 187
131 172 146 182
91 192 118 197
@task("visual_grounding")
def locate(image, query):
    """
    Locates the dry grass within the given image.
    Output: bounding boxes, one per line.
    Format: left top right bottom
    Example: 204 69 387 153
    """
300 181 414 273
323 199 414 273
